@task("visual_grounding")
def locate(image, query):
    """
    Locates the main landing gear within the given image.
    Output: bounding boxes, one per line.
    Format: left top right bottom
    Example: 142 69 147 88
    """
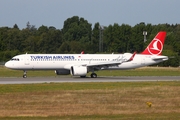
80 73 97 78
90 73 97 78
23 70 27 78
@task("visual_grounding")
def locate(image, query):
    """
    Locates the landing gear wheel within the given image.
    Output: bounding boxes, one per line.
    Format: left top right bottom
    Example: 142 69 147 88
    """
23 70 27 78
91 73 97 78
23 74 27 78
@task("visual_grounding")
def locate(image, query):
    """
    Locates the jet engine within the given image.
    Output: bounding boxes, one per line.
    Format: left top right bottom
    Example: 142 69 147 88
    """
55 69 70 75
71 66 87 76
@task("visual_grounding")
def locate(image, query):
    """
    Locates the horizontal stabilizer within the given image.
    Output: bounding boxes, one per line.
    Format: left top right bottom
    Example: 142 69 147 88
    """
152 56 168 61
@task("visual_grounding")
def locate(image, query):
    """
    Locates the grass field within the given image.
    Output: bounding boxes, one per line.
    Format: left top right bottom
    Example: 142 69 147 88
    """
1 65 180 77
0 82 180 119
0 66 180 119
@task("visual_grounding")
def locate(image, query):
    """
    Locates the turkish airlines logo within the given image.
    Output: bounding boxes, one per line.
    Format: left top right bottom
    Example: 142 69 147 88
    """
148 38 163 55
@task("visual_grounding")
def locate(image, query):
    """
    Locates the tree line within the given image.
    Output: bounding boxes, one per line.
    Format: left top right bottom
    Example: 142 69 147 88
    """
0 16 180 66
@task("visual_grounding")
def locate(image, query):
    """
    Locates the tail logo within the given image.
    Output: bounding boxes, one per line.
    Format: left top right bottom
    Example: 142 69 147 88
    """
148 38 163 55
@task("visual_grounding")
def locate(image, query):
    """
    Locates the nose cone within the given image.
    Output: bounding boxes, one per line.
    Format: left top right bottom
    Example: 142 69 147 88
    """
5 61 12 69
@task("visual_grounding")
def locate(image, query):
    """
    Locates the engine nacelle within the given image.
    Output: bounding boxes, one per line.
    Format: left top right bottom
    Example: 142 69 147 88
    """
71 66 87 76
55 69 70 75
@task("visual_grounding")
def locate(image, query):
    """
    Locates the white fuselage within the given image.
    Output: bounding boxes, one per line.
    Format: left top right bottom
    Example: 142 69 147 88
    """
5 54 168 71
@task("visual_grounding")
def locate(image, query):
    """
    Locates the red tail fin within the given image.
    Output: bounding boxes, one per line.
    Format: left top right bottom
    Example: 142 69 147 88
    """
81 51 84 54
141 31 166 55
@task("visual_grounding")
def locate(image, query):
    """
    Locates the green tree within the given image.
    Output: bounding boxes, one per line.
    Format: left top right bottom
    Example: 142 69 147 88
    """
0 27 10 51
62 16 92 43
90 22 100 53
130 22 147 53
57 41 70 53
13 24 19 29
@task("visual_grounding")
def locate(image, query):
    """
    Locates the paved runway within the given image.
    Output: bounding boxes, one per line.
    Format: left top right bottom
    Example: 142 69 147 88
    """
0 76 180 84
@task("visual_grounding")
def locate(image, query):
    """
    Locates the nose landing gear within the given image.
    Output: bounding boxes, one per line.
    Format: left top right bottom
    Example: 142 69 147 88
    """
23 70 27 78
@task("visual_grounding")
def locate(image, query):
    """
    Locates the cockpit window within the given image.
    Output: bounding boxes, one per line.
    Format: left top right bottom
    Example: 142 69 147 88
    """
11 58 20 61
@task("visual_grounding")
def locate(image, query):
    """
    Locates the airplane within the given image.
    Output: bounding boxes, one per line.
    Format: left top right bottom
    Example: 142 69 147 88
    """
5 31 168 78
5 52 136 78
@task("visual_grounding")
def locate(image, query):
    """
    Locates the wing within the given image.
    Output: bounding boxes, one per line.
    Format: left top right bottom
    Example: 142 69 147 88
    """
63 52 136 70
87 52 136 68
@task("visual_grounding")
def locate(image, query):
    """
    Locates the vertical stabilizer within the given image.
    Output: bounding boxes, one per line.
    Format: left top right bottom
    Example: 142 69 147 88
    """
141 31 166 55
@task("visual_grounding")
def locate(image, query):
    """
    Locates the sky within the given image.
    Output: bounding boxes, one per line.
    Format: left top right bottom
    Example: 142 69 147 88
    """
0 0 180 29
